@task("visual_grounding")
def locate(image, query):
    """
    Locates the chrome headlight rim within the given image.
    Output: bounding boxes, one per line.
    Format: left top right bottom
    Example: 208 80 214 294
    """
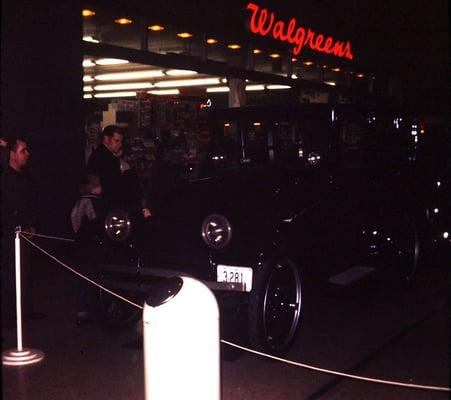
104 209 131 242
201 214 232 250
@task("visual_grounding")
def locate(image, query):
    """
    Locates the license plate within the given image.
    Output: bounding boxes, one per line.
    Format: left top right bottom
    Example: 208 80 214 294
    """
217 264 253 292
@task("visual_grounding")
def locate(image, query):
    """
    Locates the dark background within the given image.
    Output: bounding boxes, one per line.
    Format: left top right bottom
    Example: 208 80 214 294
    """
1 0 449 235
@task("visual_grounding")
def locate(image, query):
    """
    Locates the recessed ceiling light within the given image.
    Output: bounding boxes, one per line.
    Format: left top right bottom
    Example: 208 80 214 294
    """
207 38 218 44
331 67 341 72
253 49 262 54
303 61 314 66
114 18 132 25
269 53 280 58
356 73 365 78
227 44 241 50
291 57 298 62
177 32 193 38
148 25 164 31
82 9 96 17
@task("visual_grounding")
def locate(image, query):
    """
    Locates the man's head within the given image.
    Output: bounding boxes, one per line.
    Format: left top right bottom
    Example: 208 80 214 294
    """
8 137 30 172
102 125 123 155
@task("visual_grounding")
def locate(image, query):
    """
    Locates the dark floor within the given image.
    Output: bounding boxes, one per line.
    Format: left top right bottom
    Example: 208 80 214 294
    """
2 245 450 400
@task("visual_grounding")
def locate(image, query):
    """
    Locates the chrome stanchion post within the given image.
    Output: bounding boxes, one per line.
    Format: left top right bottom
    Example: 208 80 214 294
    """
2 227 44 366
143 276 221 400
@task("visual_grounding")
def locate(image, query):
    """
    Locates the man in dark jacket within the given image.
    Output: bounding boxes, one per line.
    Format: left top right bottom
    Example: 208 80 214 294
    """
1 137 43 324
86 125 124 208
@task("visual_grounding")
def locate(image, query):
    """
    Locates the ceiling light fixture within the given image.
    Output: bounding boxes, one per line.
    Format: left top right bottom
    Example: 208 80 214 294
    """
267 84 291 90
227 44 241 50
94 92 136 98
94 83 154 91
83 36 100 43
206 86 229 92
83 86 93 92
253 49 262 54
356 73 365 78
324 81 336 86
82 9 96 17
207 38 218 44
291 57 298 62
269 53 280 58
148 25 164 31
165 69 198 76
331 67 341 72
148 89 180 95
83 75 94 82
95 58 129 66
114 18 133 25
245 84 265 91
177 32 193 38
83 60 96 67
84 94 93 99
303 61 314 66
155 78 221 88
95 70 164 80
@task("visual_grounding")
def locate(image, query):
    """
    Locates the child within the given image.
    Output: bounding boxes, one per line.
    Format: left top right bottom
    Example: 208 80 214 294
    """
70 174 104 325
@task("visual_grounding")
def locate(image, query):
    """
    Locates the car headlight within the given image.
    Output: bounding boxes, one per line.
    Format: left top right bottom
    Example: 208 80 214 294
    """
104 209 131 242
201 214 232 250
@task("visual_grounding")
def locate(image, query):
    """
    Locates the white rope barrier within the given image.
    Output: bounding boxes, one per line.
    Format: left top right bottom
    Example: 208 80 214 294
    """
25 232 75 242
19 233 143 310
18 231 450 393
220 340 450 392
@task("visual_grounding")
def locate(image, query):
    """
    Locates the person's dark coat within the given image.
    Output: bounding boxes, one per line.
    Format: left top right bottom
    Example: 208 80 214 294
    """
86 143 122 207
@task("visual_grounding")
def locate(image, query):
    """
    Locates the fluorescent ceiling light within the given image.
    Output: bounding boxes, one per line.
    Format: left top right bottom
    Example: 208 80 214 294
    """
324 81 336 86
267 85 291 90
148 89 180 95
83 75 94 82
95 70 164 80
155 78 221 88
83 86 93 92
246 84 265 91
207 86 229 92
94 92 136 98
94 83 153 91
84 94 93 99
291 74 298 79
83 60 96 67
95 58 129 66
165 69 198 76
83 36 100 43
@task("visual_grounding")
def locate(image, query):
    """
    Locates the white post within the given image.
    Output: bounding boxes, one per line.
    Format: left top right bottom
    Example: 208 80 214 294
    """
15 230 24 352
143 276 221 400
2 227 44 366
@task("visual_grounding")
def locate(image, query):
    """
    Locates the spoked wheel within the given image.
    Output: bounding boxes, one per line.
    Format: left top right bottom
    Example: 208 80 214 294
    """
248 259 302 355
94 288 142 333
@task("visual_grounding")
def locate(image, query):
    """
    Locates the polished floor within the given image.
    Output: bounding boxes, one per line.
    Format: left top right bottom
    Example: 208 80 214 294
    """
2 247 450 400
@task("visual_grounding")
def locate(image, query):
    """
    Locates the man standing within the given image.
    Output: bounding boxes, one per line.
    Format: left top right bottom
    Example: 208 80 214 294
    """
87 125 151 217
1 137 43 325
87 125 124 208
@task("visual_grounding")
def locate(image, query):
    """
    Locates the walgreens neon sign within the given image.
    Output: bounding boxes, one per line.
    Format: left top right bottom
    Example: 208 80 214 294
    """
246 2 354 60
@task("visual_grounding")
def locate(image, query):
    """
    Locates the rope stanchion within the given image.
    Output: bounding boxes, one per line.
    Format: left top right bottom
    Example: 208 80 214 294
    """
2 228 44 366
16 231 451 393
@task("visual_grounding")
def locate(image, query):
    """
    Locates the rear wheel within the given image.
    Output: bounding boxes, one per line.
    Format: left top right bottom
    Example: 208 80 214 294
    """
248 259 302 355
94 288 142 333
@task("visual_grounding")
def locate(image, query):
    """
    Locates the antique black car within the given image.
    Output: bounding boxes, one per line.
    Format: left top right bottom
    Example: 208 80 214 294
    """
93 103 422 355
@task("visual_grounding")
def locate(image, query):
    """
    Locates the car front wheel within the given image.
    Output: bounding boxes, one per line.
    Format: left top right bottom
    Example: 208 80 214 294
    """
248 259 302 355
